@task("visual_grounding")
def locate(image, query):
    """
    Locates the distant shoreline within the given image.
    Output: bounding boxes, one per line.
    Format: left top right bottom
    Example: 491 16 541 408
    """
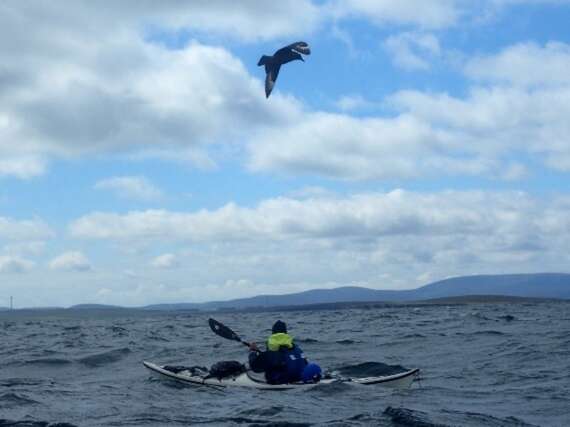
3 272 569 313
410 294 560 304
0 294 566 318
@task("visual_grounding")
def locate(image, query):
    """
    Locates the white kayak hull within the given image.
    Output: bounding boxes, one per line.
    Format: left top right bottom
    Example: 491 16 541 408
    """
143 361 419 390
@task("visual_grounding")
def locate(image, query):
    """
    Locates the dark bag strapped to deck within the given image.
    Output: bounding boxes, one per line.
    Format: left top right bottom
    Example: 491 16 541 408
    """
207 360 246 379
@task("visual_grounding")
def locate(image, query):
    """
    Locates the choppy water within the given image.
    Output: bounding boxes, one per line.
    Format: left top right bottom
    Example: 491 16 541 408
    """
1 302 569 426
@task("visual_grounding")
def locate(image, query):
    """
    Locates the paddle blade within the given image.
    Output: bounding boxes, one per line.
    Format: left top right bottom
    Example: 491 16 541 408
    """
208 318 243 344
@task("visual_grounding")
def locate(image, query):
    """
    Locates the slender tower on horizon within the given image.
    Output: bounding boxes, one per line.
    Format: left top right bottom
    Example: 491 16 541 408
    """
10 296 13 310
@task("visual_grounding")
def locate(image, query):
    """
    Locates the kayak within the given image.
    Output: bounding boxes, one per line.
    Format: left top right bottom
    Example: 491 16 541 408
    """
143 361 419 390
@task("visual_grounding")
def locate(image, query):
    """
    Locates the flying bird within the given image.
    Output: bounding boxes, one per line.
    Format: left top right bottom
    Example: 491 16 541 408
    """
258 41 311 98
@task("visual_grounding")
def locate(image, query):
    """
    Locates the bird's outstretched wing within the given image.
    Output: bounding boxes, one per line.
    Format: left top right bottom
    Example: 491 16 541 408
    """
275 41 311 57
290 41 311 55
265 64 281 98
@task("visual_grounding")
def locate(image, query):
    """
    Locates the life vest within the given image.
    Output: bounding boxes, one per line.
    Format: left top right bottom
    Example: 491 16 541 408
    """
265 333 307 384
267 333 293 351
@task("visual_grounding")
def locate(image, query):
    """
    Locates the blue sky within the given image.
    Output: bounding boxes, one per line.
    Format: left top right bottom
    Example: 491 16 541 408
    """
1 1 570 307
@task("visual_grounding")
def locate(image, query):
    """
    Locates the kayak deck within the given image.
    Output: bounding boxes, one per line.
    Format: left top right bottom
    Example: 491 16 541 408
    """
143 361 419 390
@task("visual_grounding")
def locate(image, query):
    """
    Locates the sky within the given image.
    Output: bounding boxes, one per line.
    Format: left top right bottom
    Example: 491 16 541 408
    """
1 1 570 308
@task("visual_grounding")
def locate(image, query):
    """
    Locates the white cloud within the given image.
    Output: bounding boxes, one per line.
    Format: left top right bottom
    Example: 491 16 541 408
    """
489 0 570 6
70 206 259 241
500 163 529 181
67 190 566 247
383 32 441 71
0 156 46 179
1 2 321 47
3 3 569 183
63 190 570 299
49 251 91 272
0 217 54 241
123 269 138 279
2 241 46 256
150 253 179 269
248 111 493 180
465 41 570 87
330 0 570 32
5 40 290 158
1 3 304 179
6 188 570 307
332 0 460 29
94 176 163 201
335 94 376 111
0 256 34 274
390 86 570 172
286 186 338 199
249 41 570 179
128 148 217 171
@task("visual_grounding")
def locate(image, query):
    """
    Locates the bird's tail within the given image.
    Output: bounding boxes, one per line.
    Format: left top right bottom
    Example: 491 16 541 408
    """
257 55 271 66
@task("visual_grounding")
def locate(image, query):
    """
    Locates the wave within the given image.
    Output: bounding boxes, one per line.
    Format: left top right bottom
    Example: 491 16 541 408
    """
215 418 311 426
0 378 45 388
335 339 359 345
325 412 388 425
237 405 284 417
145 333 170 342
497 315 517 322
1 301 566 426
440 408 540 426
0 421 78 427
24 358 72 366
456 330 506 336
0 392 40 408
403 333 426 338
296 338 319 343
108 325 129 334
77 347 131 367
384 406 449 427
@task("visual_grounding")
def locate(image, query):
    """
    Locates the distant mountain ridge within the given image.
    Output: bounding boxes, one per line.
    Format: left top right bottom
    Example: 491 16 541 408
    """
69 304 125 310
144 272 570 311
5 273 567 312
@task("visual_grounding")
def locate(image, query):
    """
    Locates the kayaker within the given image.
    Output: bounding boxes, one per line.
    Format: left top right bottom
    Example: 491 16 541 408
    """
248 320 320 384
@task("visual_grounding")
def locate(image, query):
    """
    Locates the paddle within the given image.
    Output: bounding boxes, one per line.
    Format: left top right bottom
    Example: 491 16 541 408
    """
208 318 251 348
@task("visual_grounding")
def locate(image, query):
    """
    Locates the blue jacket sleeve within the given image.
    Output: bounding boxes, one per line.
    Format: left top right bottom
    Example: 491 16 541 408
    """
248 351 267 373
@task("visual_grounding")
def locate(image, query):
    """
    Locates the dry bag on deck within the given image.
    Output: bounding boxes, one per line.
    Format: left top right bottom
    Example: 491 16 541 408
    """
207 360 246 379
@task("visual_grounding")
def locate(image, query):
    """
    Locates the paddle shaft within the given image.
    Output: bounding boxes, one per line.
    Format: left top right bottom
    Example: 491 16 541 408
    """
237 338 251 348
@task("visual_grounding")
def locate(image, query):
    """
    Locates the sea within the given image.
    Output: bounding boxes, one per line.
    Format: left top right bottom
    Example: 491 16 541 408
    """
0 301 569 427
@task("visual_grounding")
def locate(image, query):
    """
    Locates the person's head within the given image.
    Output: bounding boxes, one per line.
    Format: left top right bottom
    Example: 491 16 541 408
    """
271 320 287 334
302 363 322 383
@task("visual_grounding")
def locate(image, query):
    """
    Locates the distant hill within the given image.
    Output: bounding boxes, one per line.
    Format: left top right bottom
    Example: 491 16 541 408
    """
144 272 570 310
410 273 570 300
69 304 126 310
3 273 569 313
143 286 401 311
205 286 401 310
143 303 200 311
